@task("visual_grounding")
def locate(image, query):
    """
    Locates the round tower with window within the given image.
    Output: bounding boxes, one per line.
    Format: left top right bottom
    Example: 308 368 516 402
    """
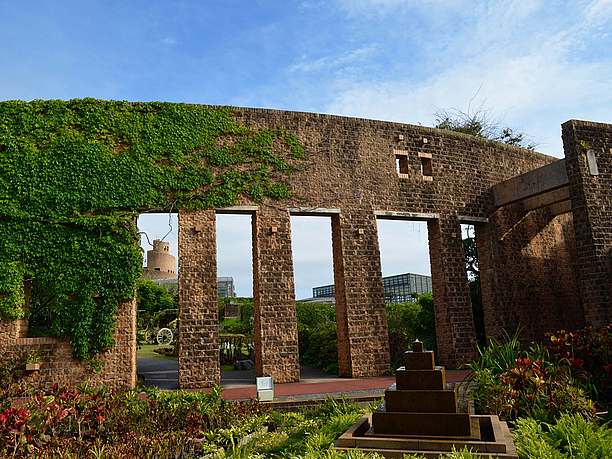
143 239 177 280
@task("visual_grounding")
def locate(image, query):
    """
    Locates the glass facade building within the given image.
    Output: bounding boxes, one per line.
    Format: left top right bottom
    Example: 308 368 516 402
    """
217 277 236 298
312 272 432 303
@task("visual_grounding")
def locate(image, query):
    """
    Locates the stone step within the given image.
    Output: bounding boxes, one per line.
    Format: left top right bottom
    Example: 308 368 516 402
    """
371 412 479 438
395 366 446 390
403 350 435 370
384 387 457 413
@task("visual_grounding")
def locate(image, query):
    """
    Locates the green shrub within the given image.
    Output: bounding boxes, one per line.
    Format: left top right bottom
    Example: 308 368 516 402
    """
546 324 611 405
466 333 596 421
469 333 522 374
296 302 338 374
0 383 267 458
513 414 612 458
137 279 177 315
387 293 436 368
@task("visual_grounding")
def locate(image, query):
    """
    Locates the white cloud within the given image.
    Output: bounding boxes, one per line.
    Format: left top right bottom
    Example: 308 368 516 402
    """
289 45 378 73
334 0 464 16
584 0 612 23
160 37 178 46
325 0 612 157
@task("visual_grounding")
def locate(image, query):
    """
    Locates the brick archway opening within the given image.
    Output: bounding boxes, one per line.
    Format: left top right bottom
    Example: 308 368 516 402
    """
290 214 339 379
215 212 256 387
136 212 179 389
376 216 435 368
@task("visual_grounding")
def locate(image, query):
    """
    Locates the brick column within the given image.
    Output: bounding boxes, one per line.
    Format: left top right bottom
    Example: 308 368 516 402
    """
252 206 300 383
427 215 477 367
473 222 502 341
563 120 611 326
331 211 390 377
100 299 137 389
178 210 220 388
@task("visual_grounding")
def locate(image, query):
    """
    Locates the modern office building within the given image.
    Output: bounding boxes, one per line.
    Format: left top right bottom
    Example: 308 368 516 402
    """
217 277 236 298
381 273 432 303
311 272 432 304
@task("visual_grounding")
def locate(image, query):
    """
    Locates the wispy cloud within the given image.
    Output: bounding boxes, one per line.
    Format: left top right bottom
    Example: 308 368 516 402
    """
289 45 378 73
160 37 178 46
324 0 612 156
334 0 466 17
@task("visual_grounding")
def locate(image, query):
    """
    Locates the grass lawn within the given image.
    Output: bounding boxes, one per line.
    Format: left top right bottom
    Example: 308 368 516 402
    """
137 344 176 360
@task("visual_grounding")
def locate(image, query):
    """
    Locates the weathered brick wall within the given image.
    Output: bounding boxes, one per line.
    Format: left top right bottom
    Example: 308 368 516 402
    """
477 206 583 342
0 300 136 390
4 107 596 390
0 109 588 388
563 120 611 326
178 210 220 388
251 207 300 383
227 108 559 371
331 210 390 376
427 216 477 365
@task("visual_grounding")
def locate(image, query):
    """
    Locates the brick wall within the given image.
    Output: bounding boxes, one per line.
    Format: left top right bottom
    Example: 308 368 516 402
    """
4 106 600 390
173 107 586 385
0 300 136 390
563 120 611 326
477 206 583 342
228 108 558 372
427 216 478 366
178 210 220 388
332 210 390 376
251 207 300 383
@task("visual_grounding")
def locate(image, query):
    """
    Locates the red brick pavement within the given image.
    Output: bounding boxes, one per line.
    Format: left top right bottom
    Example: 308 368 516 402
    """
222 370 470 401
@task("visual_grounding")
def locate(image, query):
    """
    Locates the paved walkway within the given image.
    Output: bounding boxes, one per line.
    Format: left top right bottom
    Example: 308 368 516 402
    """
222 370 470 401
137 357 470 402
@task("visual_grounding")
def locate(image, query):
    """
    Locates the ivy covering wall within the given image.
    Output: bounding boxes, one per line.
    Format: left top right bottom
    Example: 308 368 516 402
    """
0 99 304 359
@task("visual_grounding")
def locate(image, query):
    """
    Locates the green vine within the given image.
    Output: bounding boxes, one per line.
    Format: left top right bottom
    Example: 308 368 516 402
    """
0 99 304 359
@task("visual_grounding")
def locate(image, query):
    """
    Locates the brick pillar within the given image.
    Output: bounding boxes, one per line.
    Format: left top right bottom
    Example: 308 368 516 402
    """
563 120 612 326
252 207 300 383
331 211 390 377
103 299 137 388
427 215 477 367
474 222 502 341
178 210 220 388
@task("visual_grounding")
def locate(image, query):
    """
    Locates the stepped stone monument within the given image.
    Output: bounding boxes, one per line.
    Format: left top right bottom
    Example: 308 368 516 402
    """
335 340 518 458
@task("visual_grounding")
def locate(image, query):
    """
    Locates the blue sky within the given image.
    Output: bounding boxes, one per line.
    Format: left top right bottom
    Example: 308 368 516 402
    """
2 0 611 297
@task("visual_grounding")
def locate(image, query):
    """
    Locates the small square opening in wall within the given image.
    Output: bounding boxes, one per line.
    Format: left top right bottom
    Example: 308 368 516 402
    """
419 152 433 179
395 154 409 175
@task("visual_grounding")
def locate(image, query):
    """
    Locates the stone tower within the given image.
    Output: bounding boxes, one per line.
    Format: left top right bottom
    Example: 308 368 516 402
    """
143 239 177 280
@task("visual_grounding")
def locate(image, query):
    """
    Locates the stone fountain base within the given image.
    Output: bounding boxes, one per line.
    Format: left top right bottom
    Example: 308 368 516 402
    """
334 340 518 458
335 413 517 458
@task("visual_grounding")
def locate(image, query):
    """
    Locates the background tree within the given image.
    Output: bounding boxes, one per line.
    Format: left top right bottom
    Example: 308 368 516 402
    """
136 279 177 316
